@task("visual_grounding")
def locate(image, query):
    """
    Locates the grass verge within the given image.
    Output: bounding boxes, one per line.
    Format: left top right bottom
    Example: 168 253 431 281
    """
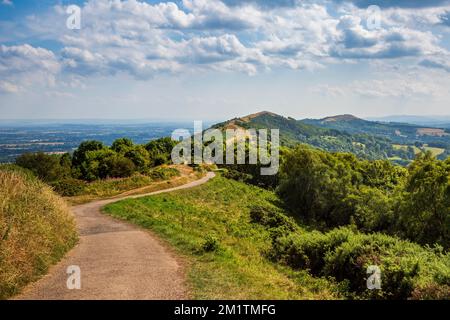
0 165 78 299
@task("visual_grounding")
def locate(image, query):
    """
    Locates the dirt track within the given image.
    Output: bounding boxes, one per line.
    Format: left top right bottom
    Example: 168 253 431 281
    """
16 172 215 300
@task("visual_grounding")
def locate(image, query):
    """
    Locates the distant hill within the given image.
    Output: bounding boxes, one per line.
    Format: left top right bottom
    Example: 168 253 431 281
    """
213 111 403 160
321 114 361 122
301 114 450 147
212 111 450 162
367 115 450 128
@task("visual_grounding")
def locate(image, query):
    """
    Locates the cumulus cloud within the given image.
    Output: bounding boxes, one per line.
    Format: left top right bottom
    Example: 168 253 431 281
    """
2 0 450 93
1 0 13 6
0 80 19 93
0 44 60 93
329 11 443 59
440 11 450 25
419 56 450 72
313 75 446 99
335 0 450 9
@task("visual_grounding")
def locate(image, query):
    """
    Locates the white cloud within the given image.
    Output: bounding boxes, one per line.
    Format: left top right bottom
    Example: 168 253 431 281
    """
420 56 450 72
2 0 450 93
312 71 448 99
0 44 60 93
0 80 19 93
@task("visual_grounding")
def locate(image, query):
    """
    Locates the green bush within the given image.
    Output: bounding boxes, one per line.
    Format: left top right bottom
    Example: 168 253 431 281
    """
145 137 178 166
249 205 298 233
270 227 450 299
202 234 220 252
50 178 86 197
16 152 72 183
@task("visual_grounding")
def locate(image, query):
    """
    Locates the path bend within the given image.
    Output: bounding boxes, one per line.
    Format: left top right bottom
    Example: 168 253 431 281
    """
16 172 215 300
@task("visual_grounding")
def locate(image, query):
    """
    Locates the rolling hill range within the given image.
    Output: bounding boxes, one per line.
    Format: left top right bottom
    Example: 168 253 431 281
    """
212 111 450 163
367 115 450 128
301 114 450 146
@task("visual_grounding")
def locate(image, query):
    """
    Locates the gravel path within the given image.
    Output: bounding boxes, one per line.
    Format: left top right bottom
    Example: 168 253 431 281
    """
16 172 215 300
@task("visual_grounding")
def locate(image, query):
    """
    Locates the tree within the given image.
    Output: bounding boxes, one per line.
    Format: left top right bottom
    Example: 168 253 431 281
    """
124 145 150 171
81 149 136 180
276 145 357 225
72 140 104 167
103 154 136 178
399 152 450 248
145 137 178 166
111 138 134 154
15 153 71 182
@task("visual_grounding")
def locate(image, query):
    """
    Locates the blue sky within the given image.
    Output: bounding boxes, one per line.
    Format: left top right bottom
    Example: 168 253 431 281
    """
1 0 450 120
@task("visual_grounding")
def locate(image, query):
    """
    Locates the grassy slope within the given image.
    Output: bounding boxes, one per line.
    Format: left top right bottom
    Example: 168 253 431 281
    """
104 176 340 300
393 144 445 157
0 166 78 299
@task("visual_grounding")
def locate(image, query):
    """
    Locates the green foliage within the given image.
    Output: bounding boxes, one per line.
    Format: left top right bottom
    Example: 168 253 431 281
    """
102 154 136 178
104 174 450 300
268 227 450 299
202 234 220 252
145 137 178 166
277 145 449 249
72 140 105 167
124 145 150 171
214 112 401 160
50 178 86 197
398 153 450 248
111 138 134 153
16 137 179 187
15 152 72 183
249 205 298 233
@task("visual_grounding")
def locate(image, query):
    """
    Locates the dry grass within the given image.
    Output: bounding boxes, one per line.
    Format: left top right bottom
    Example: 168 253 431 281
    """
66 165 204 205
0 167 78 299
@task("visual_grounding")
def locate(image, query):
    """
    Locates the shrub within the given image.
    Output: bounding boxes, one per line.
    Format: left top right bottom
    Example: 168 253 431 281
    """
103 154 136 178
270 227 450 299
249 205 298 232
16 152 71 183
202 234 220 252
124 145 150 171
51 178 86 196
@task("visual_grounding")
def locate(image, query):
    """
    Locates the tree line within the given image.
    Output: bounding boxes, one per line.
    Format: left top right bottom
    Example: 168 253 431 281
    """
15 137 177 184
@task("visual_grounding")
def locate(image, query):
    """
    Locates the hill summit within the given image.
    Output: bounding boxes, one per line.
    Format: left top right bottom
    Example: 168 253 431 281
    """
321 114 361 122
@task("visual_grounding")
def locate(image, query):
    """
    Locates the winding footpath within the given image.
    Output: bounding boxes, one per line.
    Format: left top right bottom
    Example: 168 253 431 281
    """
16 172 215 300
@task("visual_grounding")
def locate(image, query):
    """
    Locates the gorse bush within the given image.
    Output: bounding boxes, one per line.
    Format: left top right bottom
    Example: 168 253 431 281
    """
268 227 450 299
50 178 86 197
249 206 298 235
202 234 220 252
247 199 450 299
